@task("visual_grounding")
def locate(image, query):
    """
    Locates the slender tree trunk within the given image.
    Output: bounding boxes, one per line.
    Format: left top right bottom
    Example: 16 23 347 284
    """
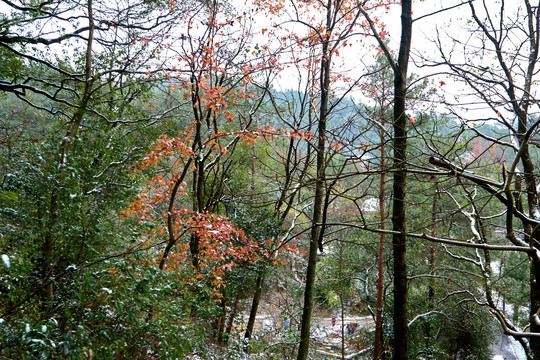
516 121 540 359
428 176 437 309
251 142 256 203
297 217 321 360
512 112 540 359
245 271 264 340
391 1 412 359
339 243 345 360
216 298 227 344
296 39 330 360
374 119 386 360
41 0 94 310
225 294 240 337
296 1 331 358
422 176 437 351
341 302 345 360
530 252 540 359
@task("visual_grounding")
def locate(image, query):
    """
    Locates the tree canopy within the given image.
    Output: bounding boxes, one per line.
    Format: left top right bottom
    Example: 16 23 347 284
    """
1 0 539 359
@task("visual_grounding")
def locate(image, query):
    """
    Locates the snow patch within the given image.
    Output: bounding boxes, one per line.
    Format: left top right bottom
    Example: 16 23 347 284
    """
361 198 378 212
490 260 500 277
2 254 10 269
534 207 540 220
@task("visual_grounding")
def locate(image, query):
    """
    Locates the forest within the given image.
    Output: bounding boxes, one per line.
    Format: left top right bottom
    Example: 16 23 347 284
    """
0 0 539 359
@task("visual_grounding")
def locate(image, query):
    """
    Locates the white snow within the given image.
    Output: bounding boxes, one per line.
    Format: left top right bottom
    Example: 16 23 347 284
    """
491 260 501 276
534 207 540 220
1 254 10 269
361 197 378 212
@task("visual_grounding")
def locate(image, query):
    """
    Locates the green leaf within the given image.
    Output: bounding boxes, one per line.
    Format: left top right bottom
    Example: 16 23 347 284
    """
0 191 18 203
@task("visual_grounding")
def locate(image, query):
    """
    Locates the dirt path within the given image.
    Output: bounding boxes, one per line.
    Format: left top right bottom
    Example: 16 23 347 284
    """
316 316 374 330
240 313 375 358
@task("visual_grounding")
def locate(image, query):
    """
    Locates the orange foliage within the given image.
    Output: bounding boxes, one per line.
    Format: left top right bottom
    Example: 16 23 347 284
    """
123 0 384 294
123 118 325 290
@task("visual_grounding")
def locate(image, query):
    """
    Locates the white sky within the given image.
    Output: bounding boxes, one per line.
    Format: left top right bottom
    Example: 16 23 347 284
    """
3 0 534 122
235 0 472 110
235 0 535 122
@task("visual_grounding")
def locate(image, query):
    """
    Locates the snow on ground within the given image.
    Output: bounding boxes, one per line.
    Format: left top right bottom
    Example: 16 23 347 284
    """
491 325 527 360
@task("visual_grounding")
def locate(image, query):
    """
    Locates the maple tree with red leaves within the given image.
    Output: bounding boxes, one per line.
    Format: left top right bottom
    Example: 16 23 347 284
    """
123 0 304 297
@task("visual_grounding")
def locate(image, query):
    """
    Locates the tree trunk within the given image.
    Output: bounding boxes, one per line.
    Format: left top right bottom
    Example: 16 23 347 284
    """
225 294 240 337
296 0 332 357
216 298 227 344
245 271 264 340
339 243 345 360
428 176 437 309
296 219 321 360
391 1 412 359
41 0 95 311
516 119 540 360
374 120 386 360
530 254 540 359
296 12 331 360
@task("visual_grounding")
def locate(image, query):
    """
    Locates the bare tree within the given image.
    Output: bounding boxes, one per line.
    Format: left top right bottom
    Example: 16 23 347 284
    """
424 0 540 357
